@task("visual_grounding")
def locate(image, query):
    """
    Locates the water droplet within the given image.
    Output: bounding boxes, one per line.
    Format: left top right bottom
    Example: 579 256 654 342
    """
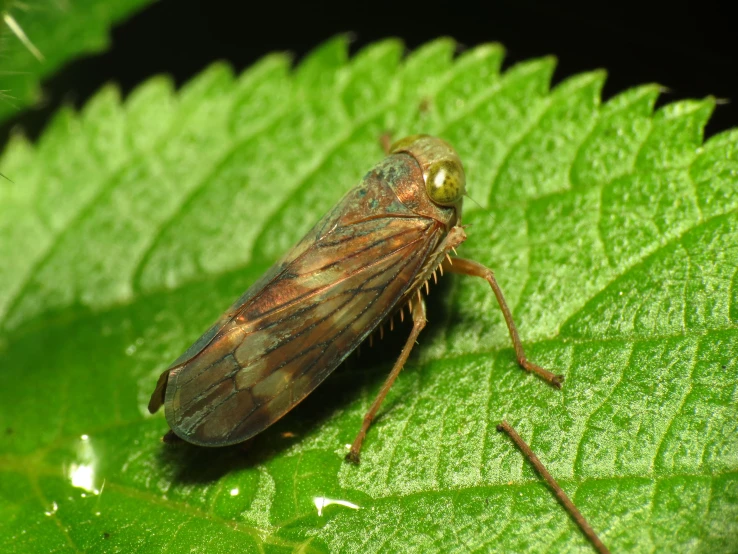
313 496 360 516
44 501 58 516
69 464 95 492
66 434 100 493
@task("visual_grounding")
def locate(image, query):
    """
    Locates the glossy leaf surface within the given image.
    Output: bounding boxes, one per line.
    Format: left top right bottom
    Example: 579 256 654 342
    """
1 38 736 553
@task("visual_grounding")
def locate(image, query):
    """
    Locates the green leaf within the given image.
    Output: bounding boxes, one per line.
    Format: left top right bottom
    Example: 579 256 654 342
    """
0 0 155 124
1 37 737 552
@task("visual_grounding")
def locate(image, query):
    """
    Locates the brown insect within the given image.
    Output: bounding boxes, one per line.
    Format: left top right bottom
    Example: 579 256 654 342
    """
148 135 562 462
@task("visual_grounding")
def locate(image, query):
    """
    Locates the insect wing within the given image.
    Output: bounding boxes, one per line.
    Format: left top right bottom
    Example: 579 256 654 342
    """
158 158 445 446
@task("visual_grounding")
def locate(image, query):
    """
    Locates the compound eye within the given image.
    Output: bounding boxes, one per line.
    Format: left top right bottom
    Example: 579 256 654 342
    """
426 160 465 206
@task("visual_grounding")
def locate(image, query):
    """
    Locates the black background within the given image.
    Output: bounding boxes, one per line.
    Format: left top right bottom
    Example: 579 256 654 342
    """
2 0 737 148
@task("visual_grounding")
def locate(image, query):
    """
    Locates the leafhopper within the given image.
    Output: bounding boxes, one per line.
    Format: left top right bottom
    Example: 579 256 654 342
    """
148 135 563 462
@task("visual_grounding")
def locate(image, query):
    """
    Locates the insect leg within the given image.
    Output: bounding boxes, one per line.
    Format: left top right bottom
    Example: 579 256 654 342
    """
380 132 393 154
346 297 427 464
497 421 610 554
442 257 564 388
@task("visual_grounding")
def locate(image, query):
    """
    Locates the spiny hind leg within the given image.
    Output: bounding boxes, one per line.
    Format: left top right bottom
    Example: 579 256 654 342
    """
442 257 563 388
346 297 427 464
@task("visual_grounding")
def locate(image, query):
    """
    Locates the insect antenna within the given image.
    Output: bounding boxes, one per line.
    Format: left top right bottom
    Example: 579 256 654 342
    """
464 191 483 208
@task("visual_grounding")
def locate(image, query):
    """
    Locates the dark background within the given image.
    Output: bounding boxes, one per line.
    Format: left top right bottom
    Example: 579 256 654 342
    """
2 0 737 148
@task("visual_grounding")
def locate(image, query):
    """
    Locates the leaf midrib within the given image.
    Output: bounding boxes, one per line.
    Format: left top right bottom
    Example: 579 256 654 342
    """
2 444 735 511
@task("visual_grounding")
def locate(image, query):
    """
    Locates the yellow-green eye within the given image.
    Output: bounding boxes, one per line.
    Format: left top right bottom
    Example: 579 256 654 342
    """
426 160 465 206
